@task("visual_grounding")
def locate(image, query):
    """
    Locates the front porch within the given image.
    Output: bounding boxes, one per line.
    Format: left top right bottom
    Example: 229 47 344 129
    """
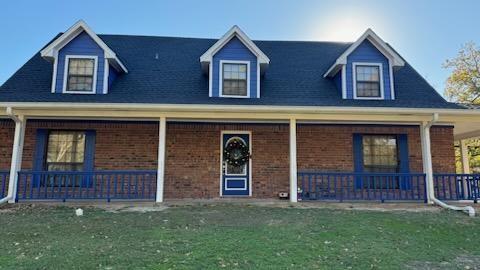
2 170 478 203
0 106 479 206
299 172 480 202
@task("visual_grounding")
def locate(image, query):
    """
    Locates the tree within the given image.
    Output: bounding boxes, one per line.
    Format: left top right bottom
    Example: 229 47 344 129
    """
445 42 480 173
443 42 480 104
455 139 480 173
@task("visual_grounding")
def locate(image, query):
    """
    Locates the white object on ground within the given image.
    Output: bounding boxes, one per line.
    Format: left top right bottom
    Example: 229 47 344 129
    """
75 208 84 216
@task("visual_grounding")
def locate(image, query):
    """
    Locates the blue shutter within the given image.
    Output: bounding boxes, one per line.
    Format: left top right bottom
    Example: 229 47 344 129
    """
33 129 48 187
353 134 364 188
83 130 96 187
398 134 411 189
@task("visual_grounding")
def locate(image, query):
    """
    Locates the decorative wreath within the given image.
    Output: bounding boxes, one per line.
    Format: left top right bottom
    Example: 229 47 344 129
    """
224 139 250 167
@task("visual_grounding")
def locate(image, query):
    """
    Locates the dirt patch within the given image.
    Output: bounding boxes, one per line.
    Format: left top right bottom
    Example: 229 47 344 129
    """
406 255 480 270
0 200 447 214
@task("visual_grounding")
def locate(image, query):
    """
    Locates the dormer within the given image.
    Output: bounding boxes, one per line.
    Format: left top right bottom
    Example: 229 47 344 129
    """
40 20 127 95
200 26 269 98
324 29 405 100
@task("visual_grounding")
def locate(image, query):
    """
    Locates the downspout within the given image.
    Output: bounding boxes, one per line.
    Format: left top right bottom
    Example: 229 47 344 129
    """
0 107 23 205
424 113 475 217
0 108 17 204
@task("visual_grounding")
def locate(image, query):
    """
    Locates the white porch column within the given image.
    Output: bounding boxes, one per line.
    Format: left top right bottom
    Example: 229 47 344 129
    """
460 139 470 174
156 117 166 203
420 122 435 204
459 139 471 199
7 115 26 203
289 118 298 202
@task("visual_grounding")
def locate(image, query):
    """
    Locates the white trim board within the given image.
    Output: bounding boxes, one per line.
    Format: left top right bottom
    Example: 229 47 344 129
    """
218 60 251 98
62 55 98 94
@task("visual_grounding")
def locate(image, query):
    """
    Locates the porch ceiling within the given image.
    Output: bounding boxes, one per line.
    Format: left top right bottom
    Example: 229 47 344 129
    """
453 121 480 140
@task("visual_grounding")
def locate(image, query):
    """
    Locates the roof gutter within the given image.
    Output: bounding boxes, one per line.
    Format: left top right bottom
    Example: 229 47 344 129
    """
0 102 479 116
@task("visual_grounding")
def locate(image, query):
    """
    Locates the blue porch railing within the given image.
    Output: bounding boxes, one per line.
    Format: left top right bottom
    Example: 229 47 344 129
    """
0 170 9 198
16 170 157 201
433 174 480 202
298 172 427 202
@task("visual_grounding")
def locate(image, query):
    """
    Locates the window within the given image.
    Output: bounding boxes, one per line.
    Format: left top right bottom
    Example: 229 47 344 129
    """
46 131 86 171
354 64 382 98
221 62 248 97
361 135 400 189
362 135 398 173
65 57 97 93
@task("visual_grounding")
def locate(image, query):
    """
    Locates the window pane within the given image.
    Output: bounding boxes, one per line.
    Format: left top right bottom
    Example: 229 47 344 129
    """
222 63 247 96
362 135 398 173
356 65 381 97
46 131 86 171
67 58 95 92
357 82 380 97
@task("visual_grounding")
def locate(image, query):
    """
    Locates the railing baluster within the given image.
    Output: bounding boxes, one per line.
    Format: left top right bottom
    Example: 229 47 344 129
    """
134 174 139 199
128 174 131 199
23 173 29 199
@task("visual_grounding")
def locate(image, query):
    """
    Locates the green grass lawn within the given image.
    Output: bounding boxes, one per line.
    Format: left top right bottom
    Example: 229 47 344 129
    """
0 204 479 270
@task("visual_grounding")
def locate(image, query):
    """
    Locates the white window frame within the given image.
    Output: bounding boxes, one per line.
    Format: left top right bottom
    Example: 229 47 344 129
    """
219 60 250 98
352 62 384 100
62 55 98 94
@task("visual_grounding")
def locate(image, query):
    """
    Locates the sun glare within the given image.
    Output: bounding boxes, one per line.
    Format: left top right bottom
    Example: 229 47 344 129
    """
309 11 383 42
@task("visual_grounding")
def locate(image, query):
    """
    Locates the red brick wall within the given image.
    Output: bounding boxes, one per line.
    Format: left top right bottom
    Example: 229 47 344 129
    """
0 120 15 170
0 120 456 200
297 125 455 173
164 123 290 199
20 120 159 170
430 126 456 173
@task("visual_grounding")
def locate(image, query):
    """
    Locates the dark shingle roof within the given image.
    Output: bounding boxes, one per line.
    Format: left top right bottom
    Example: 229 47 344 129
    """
0 34 461 109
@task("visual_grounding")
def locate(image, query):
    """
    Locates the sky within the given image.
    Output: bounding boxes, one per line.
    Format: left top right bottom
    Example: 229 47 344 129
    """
1 0 479 97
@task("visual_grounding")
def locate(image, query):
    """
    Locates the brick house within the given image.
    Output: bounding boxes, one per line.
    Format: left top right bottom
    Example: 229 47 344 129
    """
1 21 479 204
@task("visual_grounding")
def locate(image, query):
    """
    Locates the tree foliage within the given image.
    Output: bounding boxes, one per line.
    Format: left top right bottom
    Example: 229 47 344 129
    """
455 139 480 173
443 42 480 104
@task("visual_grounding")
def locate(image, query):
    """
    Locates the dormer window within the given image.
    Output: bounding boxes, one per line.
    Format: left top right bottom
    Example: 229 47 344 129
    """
353 63 384 99
220 61 250 98
63 55 98 94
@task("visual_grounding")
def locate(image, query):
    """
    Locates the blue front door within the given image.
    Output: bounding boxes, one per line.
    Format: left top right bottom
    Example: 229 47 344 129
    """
222 133 250 196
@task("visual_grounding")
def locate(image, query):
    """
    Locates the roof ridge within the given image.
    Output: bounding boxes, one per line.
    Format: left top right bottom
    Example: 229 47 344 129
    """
97 33 354 45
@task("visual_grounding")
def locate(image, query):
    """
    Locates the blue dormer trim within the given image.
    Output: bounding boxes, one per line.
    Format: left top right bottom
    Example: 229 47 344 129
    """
346 40 393 100
324 29 404 101
211 37 258 98
41 20 127 95
55 32 105 94
200 26 269 99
